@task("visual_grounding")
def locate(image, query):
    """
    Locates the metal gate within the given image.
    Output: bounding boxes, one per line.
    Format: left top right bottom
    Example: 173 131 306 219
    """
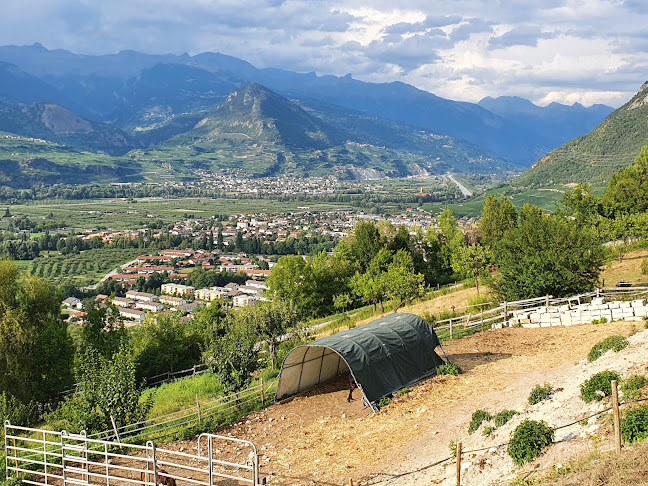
4 422 264 486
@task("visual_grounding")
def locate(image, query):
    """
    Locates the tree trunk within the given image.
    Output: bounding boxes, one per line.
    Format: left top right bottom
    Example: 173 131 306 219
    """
475 275 480 295
379 300 384 313
269 340 276 370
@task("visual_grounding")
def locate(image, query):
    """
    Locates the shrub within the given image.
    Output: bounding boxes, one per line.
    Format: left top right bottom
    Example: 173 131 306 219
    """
528 383 553 405
483 426 495 437
495 409 519 427
0 392 35 427
591 319 600 325
468 409 492 434
580 370 621 403
397 387 411 396
599 317 608 324
378 396 391 409
508 419 554 465
587 335 628 362
620 405 648 443
436 363 463 375
621 375 648 400
641 257 648 275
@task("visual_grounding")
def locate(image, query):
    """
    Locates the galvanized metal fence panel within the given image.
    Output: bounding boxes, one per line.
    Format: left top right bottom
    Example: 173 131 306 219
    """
4 422 263 486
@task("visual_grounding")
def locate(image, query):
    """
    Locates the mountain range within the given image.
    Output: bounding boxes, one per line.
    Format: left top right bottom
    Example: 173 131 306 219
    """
515 81 648 187
0 43 618 186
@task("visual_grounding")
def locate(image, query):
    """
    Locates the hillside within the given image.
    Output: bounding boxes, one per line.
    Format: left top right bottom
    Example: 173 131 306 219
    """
0 99 139 155
515 81 648 187
0 132 151 187
161 320 645 485
141 84 514 179
0 44 614 168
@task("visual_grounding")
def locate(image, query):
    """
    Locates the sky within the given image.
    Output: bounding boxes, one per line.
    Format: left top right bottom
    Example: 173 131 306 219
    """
1 0 646 108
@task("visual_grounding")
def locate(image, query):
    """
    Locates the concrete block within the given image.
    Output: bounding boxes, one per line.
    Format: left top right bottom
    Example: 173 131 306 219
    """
549 318 562 326
530 313 542 322
608 302 621 309
631 299 646 307
620 301 632 309
561 316 572 326
633 306 647 318
540 313 553 323
612 310 624 320
592 297 606 306
559 305 571 312
522 323 541 328
600 310 613 321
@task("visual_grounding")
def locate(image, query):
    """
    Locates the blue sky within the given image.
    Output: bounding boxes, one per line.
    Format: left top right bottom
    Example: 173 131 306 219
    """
1 0 646 107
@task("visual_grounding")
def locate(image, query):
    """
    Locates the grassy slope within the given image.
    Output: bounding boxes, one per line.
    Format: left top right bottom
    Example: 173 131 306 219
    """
514 83 648 187
600 249 648 286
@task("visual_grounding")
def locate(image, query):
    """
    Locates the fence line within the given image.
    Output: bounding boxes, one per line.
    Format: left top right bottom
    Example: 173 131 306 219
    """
362 390 647 485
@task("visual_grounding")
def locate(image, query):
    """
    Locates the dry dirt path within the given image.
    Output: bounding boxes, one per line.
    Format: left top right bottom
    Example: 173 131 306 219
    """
165 321 644 486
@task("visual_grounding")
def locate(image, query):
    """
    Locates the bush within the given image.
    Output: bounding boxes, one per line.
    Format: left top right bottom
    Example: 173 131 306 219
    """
528 383 553 405
495 409 519 427
581 370 621 403
436 363 463 375
0 392 35 427
641 257 648 275
587 335 628 362
620 405 648 443
483 426 495 437
599 317 608 324
468 409 492 434
508 420 554 465
378 396 391 409
621 375 648 400
397 387 411 396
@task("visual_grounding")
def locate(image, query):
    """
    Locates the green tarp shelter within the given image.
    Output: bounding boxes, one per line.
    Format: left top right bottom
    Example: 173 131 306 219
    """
276 313 446 408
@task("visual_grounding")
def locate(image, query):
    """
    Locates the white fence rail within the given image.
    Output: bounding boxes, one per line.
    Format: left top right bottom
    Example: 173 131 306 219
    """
430 287 648 341
4 422 264 486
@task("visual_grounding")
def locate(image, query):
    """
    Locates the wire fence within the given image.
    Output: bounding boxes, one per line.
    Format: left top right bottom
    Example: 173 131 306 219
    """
430 287 648 344
360 392 648 485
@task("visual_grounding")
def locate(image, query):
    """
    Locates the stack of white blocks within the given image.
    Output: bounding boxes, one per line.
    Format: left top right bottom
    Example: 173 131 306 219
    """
508 297 648 328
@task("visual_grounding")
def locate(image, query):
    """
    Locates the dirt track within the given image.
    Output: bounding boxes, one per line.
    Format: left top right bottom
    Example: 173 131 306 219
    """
166 320 642 485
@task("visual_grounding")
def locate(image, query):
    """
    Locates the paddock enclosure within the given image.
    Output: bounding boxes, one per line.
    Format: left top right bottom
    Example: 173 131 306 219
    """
4 423 264 486
276 313 446 407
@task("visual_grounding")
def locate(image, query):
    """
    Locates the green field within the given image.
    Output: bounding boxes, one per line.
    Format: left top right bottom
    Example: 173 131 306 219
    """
25 248 142 286
423 185 570 218
5 197 364 231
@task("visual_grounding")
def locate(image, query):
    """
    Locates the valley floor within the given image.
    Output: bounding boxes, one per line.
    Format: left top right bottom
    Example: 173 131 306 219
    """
161 320 646 485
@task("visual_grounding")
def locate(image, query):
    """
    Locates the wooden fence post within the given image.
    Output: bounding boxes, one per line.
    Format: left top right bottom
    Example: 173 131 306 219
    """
196 394 202 424
348 479 354 486
456 441 462 486
545 294 550 307
260 378 265 404
449 319 453 340
612 380 622 453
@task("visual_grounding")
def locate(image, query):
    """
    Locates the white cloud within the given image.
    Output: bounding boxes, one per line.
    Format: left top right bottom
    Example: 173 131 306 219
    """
0 0 646 106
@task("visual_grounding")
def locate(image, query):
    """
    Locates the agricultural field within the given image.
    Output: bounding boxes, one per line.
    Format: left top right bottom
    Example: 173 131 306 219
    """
24 248 141 286
423 185 570 218
4 197 361 231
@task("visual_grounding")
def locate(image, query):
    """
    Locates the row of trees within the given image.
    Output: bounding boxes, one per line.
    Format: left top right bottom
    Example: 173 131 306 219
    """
0 260 299 434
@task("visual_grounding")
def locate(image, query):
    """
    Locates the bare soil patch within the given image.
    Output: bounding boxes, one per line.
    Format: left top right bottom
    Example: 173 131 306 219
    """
163 320 644 485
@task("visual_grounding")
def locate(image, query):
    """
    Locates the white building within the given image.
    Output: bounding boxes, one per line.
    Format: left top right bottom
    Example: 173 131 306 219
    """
195 288 227 301
117 307 145 325
159 295 187 306
125 290 159 302
233 294 258 307
161 283 195 296
135 301 164 313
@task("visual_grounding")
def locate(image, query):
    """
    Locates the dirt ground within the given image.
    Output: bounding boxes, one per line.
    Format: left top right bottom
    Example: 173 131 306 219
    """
164 320 645 486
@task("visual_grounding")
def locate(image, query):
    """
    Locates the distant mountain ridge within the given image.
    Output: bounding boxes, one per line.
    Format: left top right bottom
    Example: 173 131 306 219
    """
0 98 138 155
0 43 615 168
515 82 648 187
